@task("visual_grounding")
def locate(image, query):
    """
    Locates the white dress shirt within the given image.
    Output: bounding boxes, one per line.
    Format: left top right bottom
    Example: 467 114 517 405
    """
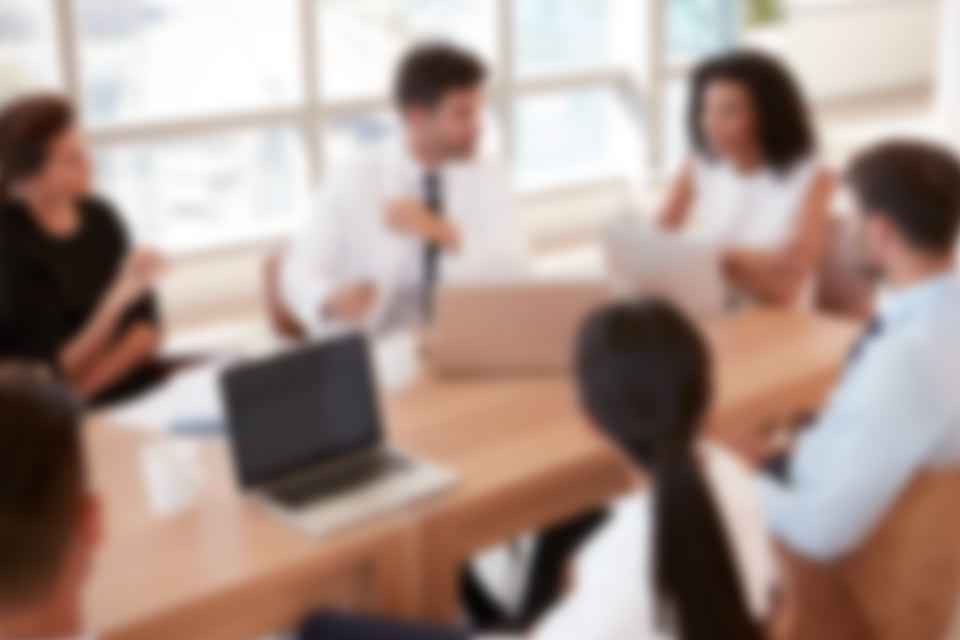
761 271 960 561
281 140 531 337
530 442 777 640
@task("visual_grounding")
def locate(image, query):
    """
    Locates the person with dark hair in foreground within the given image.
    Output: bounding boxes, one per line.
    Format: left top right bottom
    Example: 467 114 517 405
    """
0 374 99 639
0 371 466 640
526 300 777 639
281 41 529 337
0 93 164 406
657 49 835 307
760 140 960 561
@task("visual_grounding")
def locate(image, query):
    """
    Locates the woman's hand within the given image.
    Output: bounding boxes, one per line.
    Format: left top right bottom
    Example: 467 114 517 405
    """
106 248 165 312
59 247 163 394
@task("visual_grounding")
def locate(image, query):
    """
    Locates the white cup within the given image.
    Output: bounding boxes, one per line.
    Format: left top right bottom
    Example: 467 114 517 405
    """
141 440 205 518
374 331 421 391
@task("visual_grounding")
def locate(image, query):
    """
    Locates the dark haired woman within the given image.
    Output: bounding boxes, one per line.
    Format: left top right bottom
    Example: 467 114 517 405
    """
531 300 777 640
658 50 835 307
0 93 164 405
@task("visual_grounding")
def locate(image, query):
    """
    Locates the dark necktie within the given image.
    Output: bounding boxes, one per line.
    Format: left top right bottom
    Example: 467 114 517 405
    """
421 171 444 317
847 316 884 366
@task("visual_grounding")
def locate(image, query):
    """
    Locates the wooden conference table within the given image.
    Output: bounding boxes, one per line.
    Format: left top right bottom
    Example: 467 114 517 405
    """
84 308 859 640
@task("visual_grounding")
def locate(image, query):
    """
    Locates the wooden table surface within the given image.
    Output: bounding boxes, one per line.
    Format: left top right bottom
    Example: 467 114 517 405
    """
84 308 859 639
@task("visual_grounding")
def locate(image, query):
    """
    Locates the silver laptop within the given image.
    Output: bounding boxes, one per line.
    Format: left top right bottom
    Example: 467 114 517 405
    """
221 335 455 537
604 220 727 318
428 280 612 376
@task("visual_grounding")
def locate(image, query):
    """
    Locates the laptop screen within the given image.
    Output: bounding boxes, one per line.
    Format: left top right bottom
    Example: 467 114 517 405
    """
221 335 383 487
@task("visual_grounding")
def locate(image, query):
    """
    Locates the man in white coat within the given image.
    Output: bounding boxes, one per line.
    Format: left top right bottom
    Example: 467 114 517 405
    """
282 42 530 337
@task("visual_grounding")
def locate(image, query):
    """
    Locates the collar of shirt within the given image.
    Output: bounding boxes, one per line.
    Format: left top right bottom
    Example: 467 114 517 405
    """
387 138 440 195
877 269 960 331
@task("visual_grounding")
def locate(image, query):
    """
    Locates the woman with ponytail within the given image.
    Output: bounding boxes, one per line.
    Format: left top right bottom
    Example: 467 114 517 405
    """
530 299 777 640
0 94 164 406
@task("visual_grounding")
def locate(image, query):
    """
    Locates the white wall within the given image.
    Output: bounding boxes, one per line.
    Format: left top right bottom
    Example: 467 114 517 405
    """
936 0 960 145
782 0 939 101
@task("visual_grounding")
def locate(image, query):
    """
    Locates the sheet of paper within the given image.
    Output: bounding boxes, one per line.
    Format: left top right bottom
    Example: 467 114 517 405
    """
103 361 226 433
102 332 421 433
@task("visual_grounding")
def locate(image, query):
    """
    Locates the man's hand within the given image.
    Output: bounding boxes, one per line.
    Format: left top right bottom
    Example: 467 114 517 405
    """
323 282 377 324
385 198 460 251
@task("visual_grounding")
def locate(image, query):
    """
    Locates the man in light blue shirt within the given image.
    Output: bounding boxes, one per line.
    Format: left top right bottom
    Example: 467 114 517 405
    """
761 140 960 562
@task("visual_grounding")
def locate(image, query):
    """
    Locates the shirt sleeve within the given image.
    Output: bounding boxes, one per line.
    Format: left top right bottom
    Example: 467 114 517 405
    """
280 173 352 337
759 341 949 561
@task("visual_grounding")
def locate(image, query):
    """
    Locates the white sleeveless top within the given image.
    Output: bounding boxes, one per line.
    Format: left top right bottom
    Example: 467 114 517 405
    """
531 442 778 640
687 155 821 251
685 155 822 307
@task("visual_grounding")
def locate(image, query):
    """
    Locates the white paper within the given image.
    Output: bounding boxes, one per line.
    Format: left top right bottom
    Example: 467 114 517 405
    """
104 361 225 433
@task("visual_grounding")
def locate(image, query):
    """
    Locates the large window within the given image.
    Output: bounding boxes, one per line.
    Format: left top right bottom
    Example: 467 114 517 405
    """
0 0 60 94
0 0 735 253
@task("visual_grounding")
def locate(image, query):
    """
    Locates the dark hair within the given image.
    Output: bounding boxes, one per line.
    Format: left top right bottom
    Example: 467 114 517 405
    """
689 49 815 172
0 93 74 198
0 373 84 614
393 42 487 110
847 139 960 254
576 300 763 640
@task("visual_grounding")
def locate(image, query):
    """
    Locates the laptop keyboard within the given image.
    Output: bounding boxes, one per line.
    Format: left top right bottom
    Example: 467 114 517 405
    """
265 451 411 509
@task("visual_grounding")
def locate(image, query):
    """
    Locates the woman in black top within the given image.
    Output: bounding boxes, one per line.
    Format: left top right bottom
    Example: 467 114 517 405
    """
0 94 164 405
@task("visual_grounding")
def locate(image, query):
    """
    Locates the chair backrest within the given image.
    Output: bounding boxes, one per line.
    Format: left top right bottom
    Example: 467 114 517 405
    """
780 466 960 640
839 465 960 640
263 252 307 341
777 543 872 640
815 215 876 320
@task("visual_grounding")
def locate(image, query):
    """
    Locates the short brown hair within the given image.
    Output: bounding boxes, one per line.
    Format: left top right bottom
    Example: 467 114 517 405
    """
847 140 960 254
0 374 84 613
393 42 486 110
0 93 74 196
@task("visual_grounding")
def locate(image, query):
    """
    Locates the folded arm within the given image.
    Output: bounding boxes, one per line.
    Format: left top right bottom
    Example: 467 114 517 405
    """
722 170 835 306
59 294 130 382
70 321 160 398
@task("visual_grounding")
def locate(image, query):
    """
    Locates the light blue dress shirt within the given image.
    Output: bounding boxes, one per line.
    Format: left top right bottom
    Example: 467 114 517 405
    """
761 270 960 561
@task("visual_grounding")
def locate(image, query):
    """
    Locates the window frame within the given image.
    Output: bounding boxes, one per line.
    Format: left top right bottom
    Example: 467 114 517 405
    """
43 0 710 253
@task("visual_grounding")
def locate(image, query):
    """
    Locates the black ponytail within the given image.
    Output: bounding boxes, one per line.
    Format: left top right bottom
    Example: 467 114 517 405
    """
576 300 764 640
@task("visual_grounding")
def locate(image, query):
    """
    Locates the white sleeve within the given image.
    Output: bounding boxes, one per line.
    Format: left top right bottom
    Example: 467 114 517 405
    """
444 164 531 282
531 569 642 640
280 178 349 337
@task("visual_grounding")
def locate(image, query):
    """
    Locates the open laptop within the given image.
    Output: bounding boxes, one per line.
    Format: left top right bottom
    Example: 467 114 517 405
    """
427 280 612 376
603 220 728 318
220 335 455 537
